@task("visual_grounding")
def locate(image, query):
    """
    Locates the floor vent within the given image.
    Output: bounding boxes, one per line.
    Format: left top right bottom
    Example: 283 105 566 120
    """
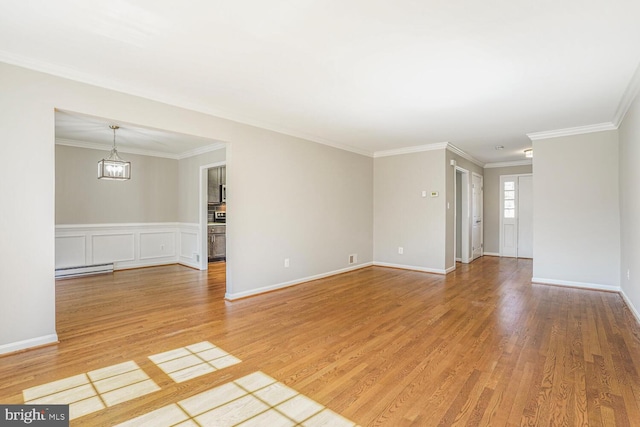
55 263 114 279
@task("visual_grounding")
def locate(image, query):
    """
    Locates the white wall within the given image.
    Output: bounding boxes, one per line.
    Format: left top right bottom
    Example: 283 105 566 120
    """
373 149 447 273
532 130 620 290
0 62 373 353
619 89 640 319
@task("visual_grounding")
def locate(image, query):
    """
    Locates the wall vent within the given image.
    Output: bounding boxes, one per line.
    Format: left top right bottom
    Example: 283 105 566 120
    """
55 263 114 279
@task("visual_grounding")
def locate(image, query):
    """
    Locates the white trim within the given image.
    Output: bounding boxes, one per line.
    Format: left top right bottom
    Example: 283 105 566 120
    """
446 143 485 167
445 265 455 274
0 50 370 158
55 222 201 271
176 142 226 160
484 160 532 169
372 142 485 167
620 289 640 326
225 262 373 300
373 142 448 158
0 334 59 355
455 257 462 262
373 261 448 275
532 277 620 292
613 61 640 127
526 123 617 141
471 172 484 260
483 252 500 257
56 137 226 160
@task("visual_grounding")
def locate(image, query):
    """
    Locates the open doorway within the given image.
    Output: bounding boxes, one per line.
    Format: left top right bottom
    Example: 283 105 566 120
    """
454 167 471 264
199 162 227 271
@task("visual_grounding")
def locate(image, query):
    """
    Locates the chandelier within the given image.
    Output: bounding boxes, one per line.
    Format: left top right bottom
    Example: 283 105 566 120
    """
98 125 131 180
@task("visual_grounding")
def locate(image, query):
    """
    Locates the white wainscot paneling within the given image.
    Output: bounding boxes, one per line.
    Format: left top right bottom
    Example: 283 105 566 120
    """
92 233 136 264
56 223 201 271
180 232 198 259
140 232 176 260
55 235 86 268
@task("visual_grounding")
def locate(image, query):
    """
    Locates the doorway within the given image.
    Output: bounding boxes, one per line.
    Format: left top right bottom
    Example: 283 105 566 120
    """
499 174 533 258
471 173 484 260
454 167 471 264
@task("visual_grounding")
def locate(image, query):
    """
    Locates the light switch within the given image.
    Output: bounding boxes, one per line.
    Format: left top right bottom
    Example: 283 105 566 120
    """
421 190 427 198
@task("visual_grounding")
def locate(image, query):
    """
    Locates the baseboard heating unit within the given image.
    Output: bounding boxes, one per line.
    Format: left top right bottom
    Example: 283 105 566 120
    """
55 263 114 279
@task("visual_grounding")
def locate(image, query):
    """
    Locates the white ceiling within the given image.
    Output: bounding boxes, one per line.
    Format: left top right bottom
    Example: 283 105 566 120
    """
55 110 224 159
2 0 640 163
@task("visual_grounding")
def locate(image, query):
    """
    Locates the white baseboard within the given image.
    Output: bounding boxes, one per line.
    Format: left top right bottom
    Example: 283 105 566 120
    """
483 252 500 257
225 262 373 300
373 261 448 275
620 289 640 326
532 277 620 292
0 334 58 355
445 265 455 273
455 257 462 262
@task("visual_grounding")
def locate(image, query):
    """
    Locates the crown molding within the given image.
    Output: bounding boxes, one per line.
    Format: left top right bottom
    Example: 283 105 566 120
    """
445 143 485 167
55 138 224 160
373 142 448 158
0 51 371 158
526 122 617 141
176 142 226 159
613 60 640 127
484 160 533 169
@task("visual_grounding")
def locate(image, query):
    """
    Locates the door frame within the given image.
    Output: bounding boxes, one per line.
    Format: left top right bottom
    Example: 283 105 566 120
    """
499 173 533 257
471 172 484 260
453 166 471 264
199 161 226 271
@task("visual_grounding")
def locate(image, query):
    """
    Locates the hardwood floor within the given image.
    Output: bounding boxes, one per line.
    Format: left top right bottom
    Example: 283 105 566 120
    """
1 257 639 426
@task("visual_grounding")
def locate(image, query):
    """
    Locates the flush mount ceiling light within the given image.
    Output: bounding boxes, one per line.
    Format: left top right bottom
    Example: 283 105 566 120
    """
98 125 131 180
524 149 533 158
495 145 504 150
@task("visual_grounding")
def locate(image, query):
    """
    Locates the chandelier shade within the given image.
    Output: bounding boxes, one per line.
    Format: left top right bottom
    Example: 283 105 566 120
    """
98 125 131 180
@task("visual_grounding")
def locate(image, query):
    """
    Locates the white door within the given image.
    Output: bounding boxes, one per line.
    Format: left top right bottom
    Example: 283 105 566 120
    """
472 173 483 260
500 176 517 257
517 175 533 258
499 174 533 258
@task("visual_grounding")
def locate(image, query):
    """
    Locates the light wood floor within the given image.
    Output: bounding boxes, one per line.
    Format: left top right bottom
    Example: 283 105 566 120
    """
1 257 640 426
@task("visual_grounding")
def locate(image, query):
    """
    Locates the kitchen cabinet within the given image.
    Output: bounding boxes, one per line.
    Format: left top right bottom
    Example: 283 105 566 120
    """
208 225 226 261
207 166 226 204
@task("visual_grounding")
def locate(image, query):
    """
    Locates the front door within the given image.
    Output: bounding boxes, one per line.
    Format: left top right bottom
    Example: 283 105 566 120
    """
472 173 483 260
500 174 533 258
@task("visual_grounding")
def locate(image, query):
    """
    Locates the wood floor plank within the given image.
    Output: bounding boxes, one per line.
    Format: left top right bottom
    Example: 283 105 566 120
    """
1 258 639 426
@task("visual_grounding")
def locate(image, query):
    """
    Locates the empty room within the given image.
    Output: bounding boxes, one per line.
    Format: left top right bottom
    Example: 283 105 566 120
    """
1 1 640 426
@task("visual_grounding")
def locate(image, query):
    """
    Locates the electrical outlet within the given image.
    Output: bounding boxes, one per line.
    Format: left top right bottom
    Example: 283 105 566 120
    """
195 254 199 262
348 254 357 264
284 258 290 268
398 247 404 255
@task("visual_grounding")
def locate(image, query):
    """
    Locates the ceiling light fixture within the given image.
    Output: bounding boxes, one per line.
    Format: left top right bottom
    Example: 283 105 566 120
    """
524 149 533 158
495 145 504 150
98 125 131 180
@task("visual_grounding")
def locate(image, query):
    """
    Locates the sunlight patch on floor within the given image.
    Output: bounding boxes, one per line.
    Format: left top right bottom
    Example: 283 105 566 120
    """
148 341 241 383
116 371 359 427
22 361 160 420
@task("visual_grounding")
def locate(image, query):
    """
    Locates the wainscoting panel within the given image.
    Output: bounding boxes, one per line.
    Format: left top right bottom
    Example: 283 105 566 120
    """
92 233 136 264
55 223 201 271
55 235 86 268
140 232 176 260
